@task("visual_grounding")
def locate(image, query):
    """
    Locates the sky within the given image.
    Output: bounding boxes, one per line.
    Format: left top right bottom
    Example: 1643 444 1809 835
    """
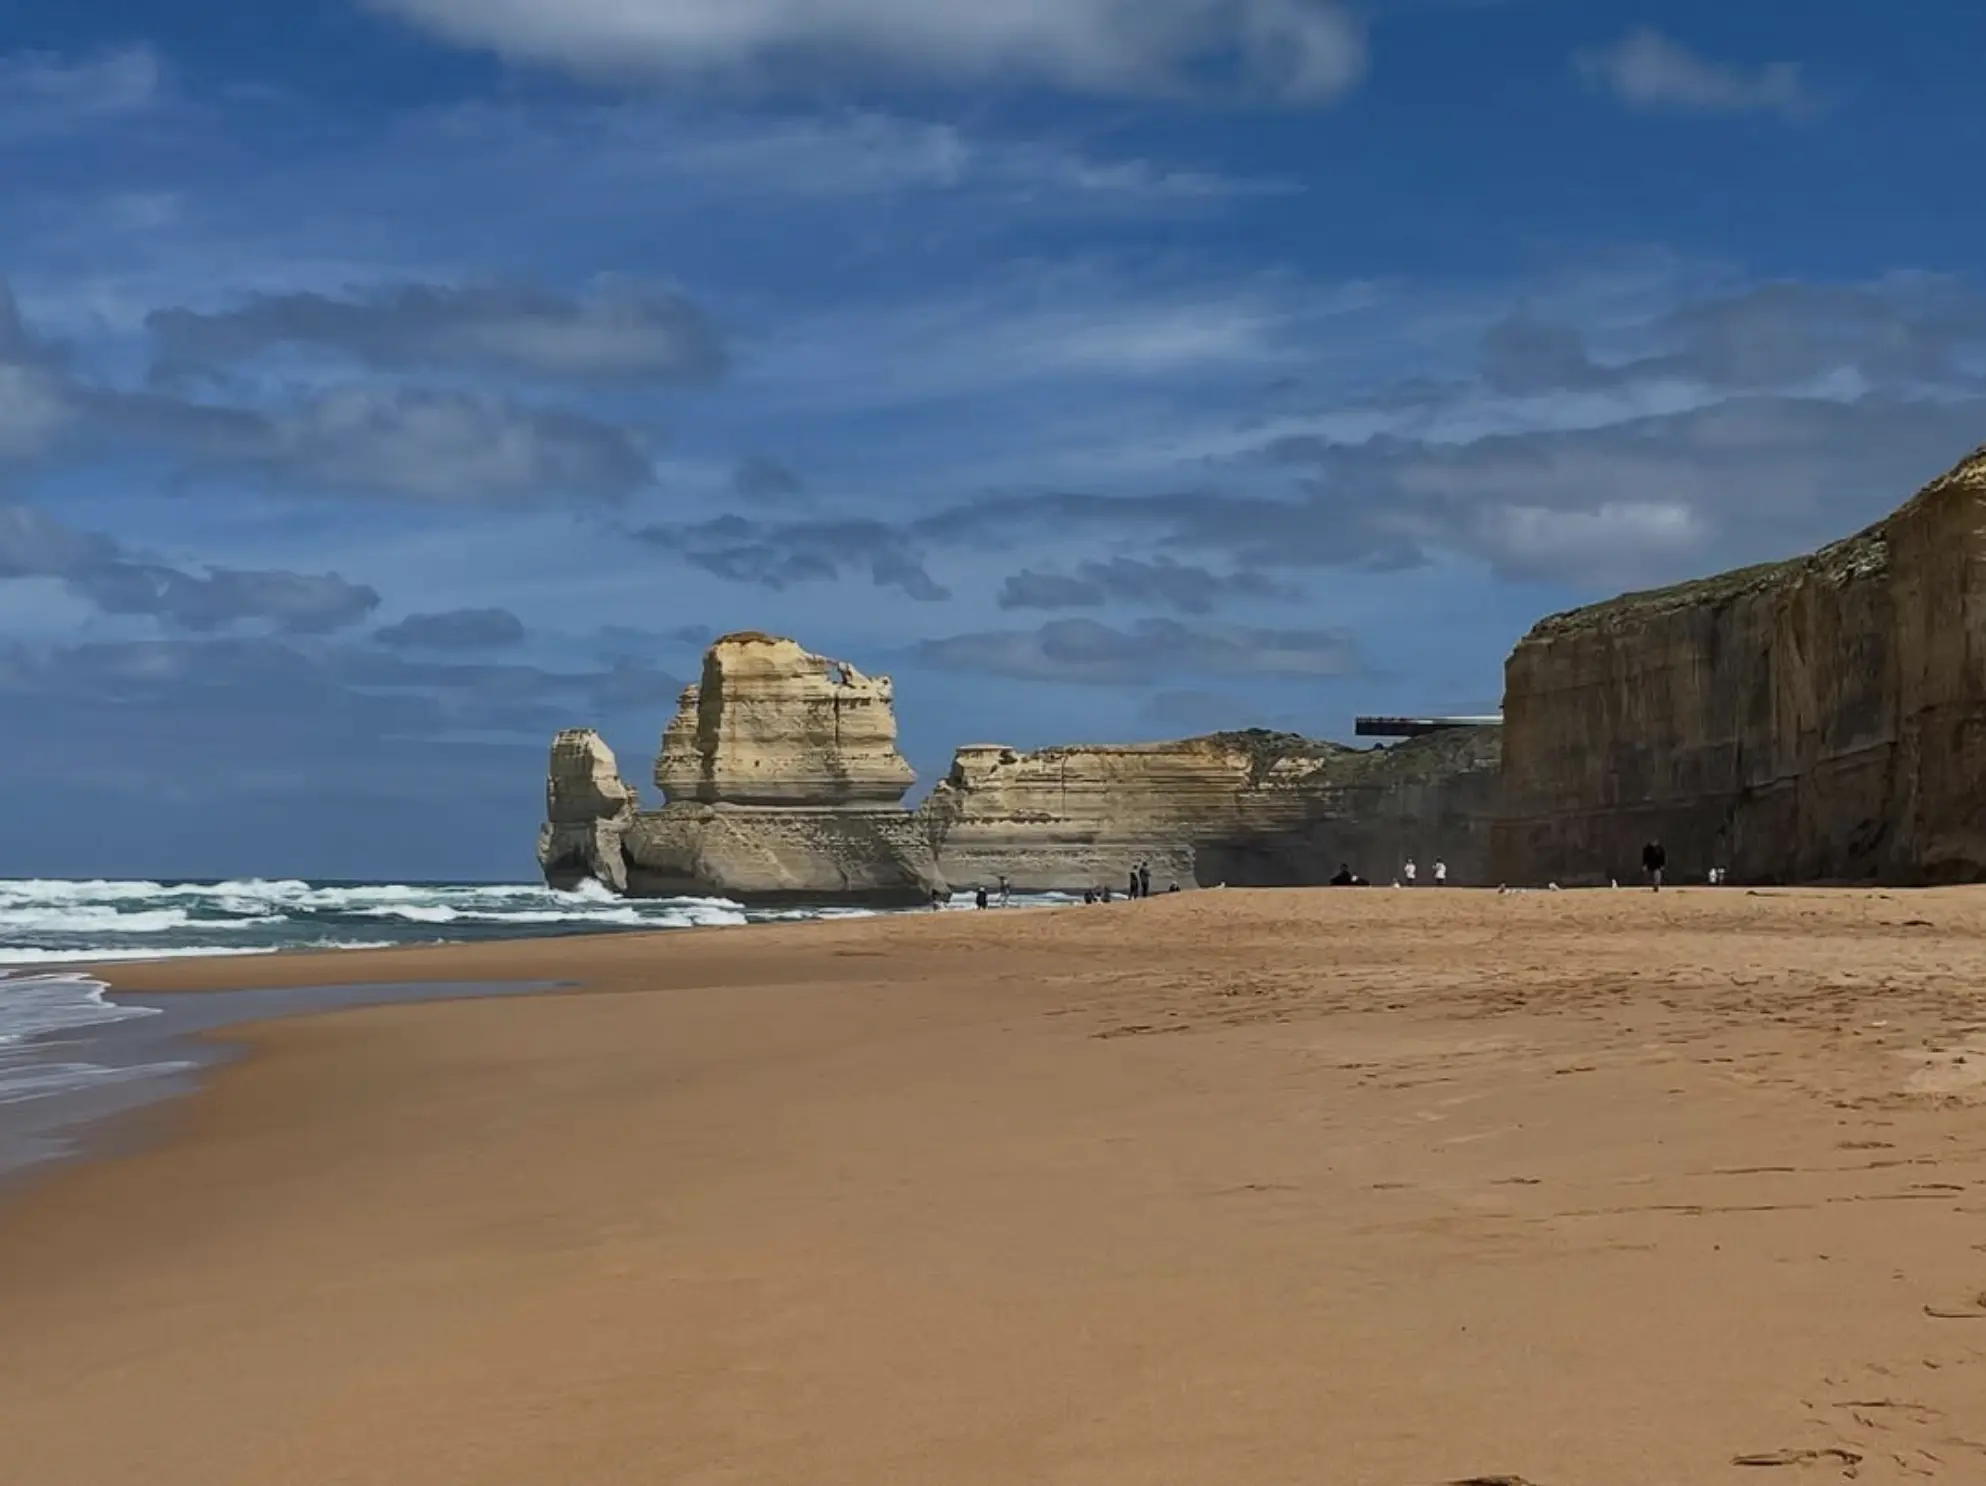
5 0 1986 880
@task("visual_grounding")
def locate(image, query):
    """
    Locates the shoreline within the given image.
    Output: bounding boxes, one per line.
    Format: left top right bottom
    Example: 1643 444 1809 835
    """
6 889 1986 1484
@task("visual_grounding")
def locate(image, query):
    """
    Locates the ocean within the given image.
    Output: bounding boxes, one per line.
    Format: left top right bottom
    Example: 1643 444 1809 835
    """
0 876 896 967
0 877 1067 1173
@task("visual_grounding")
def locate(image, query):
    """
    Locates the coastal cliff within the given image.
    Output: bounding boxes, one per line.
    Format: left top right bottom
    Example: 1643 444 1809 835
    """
920 727 1501 891
1493 446 1986 886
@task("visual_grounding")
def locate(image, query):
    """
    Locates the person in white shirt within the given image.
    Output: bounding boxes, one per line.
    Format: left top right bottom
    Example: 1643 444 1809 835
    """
1433 859 1447 886
1403 859 1417 886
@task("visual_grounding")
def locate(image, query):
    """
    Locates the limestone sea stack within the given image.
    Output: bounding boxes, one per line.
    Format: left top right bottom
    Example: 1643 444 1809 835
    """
1493 446 1986 887
921 727 1500 892
536 632 943 904
536 729 639 894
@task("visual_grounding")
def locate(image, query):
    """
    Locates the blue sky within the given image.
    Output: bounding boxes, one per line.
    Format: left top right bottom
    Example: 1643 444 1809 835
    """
5 0 1985 879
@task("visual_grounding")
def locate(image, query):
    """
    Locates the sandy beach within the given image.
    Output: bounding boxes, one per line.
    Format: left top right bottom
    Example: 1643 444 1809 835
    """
5 888 1986 1484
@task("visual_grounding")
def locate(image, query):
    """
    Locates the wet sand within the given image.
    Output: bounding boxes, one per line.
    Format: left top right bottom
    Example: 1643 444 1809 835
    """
5 887 1986 1484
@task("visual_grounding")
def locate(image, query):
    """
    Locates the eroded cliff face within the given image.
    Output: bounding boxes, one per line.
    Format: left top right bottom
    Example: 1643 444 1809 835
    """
542 634 941 902
655 634 915 807
535 729 638 893
1493 447 1986 886
920 727 1502 891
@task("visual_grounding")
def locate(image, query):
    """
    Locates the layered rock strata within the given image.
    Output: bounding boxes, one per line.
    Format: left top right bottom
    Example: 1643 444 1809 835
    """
1493 447 1986 887
921 727 1502 891
537 633 942 903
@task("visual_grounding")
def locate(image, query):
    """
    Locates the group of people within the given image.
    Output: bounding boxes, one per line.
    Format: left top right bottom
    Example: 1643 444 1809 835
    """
943 865 1185 910
1080 860 1178 904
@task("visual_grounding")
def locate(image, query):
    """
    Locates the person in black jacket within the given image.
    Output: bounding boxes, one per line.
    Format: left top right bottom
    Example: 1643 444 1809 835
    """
1641 840 1667 892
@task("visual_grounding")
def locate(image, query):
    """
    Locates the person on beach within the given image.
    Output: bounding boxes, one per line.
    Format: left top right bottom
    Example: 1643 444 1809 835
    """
1433 859 1447 887
1642 840 1667 892
1128 867 1141 900
1102 884 1113 903
997 875 1011 907
975 886 988 910
1083 887 1096 904
1403 858 1417 887
1138 861 1152 899
930 887 946 911
1330 863 1355 886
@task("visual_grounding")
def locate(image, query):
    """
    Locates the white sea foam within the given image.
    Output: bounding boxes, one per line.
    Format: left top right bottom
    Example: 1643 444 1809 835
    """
0 971 157 1043
0 945 281 966
0 875 1068 972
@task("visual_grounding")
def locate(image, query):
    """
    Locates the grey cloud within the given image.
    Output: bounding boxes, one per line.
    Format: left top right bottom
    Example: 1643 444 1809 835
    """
844 395 1986 597
641 513 950 601
1 282 658 507
151 385 655 505
150 281 725 385
375 606 528 651
0 502 380 633
917 618 1360 685
997 555 1297 614
1651 282 1986 387
1257 395 1986 586
732 454 805 503
1575 28 1812 118
1479 314 1619 396
1476 281 1986 398
74 564 381 634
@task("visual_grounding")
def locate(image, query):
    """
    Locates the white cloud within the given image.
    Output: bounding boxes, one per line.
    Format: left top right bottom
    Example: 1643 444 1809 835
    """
366 0 1366 102
649 110 1298 202
1575 28 1811 118
0 47 165 139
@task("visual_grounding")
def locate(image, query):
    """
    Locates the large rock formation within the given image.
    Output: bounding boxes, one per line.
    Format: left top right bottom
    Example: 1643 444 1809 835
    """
921 727 1502 891
536 633 942 903
538 633 1501 901
1494 446 1986 887
654 633 916 807
536 729 638 894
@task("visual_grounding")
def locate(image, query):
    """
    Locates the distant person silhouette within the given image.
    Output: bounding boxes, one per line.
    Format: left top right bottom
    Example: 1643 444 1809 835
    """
1330 863 1355 886
1433 859 1448 887
1138 861 1151 899
975 886 988 910
1642 840 1667 892
1403 858 1418 887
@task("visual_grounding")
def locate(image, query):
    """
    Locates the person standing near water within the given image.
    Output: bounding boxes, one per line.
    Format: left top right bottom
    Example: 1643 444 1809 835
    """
1642 840 1667 892
1433 859 1447 887
997 875 1011 907
1403 858 1418 887
1138 861 1151 899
